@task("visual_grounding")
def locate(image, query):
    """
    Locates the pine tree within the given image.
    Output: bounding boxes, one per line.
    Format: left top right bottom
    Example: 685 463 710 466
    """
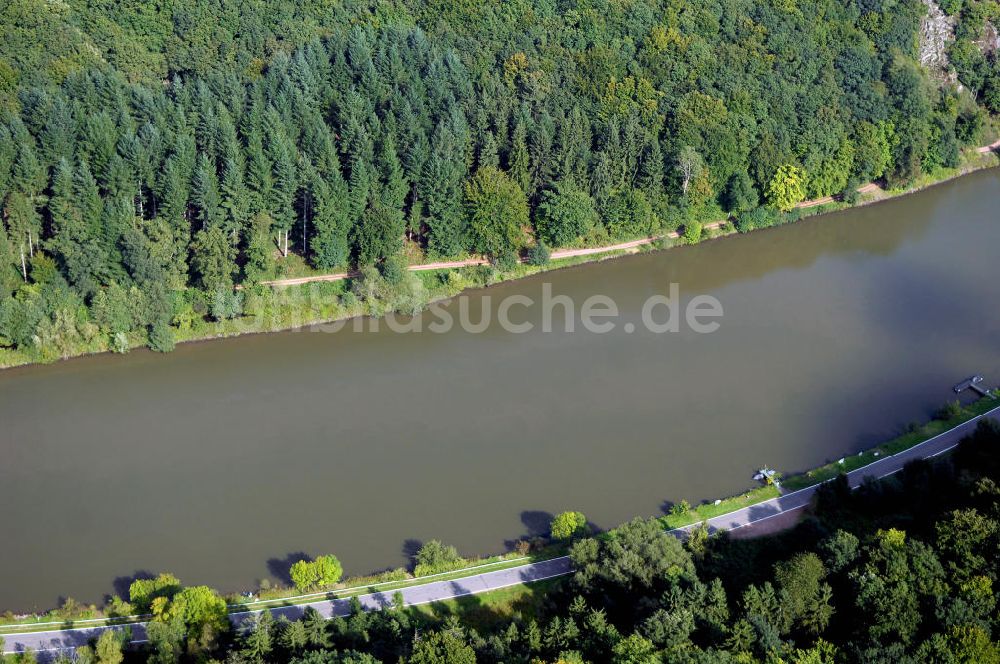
120 130 153 218
0 126 14 206
529 112 555 194
556 106 592 184
246 130 273 218
216 107 242 174
352 204 404 266
266 111 298 256
310 170 351 270
2 192 38 281
40 96 76 166
80 112 118 190
508 119 531 193
0 214 21 292
220 158 249 242
301 114 341 182
47 159 109 295
74 160 103 239
157 156 191 234
48 158 78 241
192 153 222 230
10 119 46 213
377 131 408 214
191 225 236 292
421 120 468 257
639 136 665 196
478 131 500 171
348 154 373 231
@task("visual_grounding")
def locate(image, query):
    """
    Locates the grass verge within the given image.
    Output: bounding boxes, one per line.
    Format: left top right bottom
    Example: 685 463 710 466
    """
781 395 999 491
404 577 564 633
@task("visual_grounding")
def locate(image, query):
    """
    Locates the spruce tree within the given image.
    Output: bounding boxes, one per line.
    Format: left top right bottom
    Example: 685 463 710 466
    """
246 130 273 218
220 158 250 242
192 153 222 231
266 111 297 256
508 119 531 193
377 131 408 214
421 120 468 257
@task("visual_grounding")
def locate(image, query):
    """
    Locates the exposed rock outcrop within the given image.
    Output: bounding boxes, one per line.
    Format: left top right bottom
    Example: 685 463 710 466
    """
920 0 956 79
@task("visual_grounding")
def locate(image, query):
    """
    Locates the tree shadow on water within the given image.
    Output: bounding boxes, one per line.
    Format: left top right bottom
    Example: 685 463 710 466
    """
402 538 423 568
519 510 554 538
112 570 157 599
267 552 311 586
502 510 554 551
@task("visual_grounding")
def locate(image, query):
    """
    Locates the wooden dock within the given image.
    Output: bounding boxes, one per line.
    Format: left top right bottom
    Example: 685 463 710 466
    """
954 375 994 398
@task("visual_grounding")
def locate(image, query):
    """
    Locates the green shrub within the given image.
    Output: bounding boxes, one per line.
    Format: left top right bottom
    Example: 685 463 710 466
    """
380 255 407 285
723 170 759 215
936 400 963 421
129 573 182 612
682 221 703 244
414 540 465 576
734 206 779 233
289 554 343 591
669 500 692 517
841 177 861 205
147 321 175 352
550 511 588 540
527 242 551 266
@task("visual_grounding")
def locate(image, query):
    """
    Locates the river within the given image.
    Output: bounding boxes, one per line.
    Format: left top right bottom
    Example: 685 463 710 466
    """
1 169 999 611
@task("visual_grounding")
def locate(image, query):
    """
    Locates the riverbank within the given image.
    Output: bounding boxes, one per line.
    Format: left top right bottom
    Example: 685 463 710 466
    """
661 392 999 530
1 146 996 370
3 391 996 636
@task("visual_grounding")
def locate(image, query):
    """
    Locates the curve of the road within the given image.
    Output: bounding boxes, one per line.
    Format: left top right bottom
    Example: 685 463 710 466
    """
5 402 997 656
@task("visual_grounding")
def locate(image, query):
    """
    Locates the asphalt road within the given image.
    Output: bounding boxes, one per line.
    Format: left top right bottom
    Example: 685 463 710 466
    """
1 557 572 655
685 403 1000 534
5 403 997 656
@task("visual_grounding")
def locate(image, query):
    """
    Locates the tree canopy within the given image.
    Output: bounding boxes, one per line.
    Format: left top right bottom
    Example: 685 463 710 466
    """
0 0 995 363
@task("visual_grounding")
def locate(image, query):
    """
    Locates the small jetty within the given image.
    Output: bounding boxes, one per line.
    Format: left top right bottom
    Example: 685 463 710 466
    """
753 466 779 486
954 375 995 398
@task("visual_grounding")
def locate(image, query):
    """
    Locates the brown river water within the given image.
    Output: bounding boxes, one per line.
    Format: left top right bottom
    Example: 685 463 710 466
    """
1 169 999 611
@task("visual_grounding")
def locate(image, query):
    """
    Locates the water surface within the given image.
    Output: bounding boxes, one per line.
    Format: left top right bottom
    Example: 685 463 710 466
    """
2 169 999 610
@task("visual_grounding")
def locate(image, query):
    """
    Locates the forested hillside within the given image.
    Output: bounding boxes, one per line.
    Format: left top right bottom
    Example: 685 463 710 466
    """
1 0 998 360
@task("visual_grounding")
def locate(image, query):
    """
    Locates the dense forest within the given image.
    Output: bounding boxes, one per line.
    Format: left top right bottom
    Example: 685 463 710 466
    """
5 420 999 663
0 0 999 361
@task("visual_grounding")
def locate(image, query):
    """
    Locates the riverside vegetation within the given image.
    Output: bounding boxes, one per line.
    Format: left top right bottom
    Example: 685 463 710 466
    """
3 419 1000 663
2 0 1000 364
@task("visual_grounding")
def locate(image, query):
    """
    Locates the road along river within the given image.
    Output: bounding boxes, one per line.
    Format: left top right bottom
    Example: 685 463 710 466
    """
1 168 999 611
5 401 999 655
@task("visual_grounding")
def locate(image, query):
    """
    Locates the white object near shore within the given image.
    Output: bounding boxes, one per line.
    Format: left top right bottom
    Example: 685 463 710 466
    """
714 499 722 505
838 458 845 464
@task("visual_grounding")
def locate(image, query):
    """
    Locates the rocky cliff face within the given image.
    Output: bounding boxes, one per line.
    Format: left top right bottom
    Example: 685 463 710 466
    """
975 20 999 55
920 0 956 79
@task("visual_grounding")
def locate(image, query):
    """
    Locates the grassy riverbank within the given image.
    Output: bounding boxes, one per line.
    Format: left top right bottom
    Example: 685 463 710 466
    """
3 394 997 633
781 394 1000 491
0 547 566 633
659 393 999 532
